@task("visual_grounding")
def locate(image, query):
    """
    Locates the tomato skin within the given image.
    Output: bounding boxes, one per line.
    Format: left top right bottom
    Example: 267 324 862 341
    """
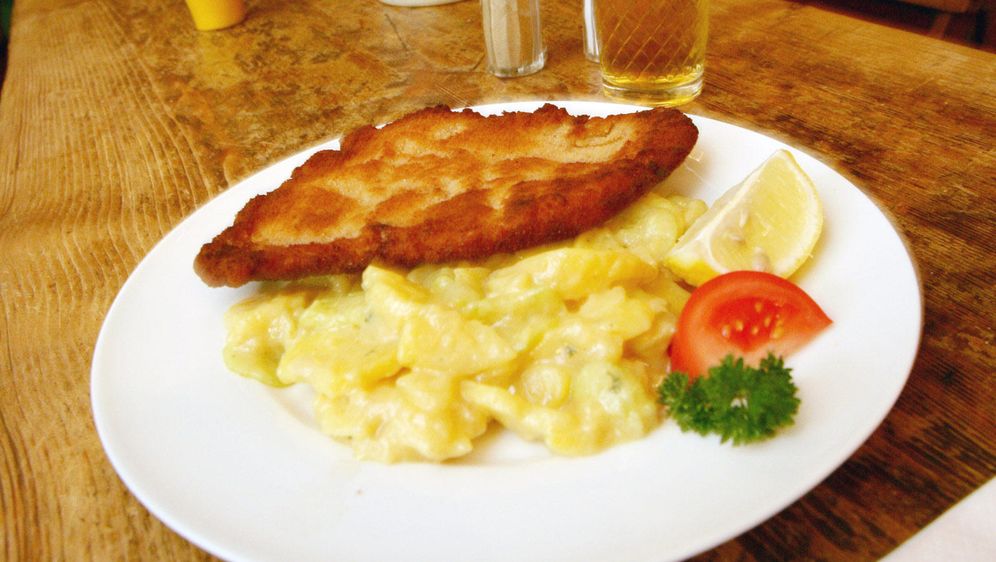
669 271 832 378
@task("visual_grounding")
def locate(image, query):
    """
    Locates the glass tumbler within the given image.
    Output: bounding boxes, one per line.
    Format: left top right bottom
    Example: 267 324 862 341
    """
594 0 708 106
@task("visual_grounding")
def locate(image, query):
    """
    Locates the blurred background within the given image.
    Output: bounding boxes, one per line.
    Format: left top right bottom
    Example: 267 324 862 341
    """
797 0 993 48
0 1 990 91
1 0 11 83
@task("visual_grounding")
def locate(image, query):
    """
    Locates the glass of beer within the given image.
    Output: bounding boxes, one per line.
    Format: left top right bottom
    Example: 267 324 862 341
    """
594 0 709 106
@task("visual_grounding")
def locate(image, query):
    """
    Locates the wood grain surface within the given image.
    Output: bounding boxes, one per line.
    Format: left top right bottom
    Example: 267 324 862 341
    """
1 0 993 560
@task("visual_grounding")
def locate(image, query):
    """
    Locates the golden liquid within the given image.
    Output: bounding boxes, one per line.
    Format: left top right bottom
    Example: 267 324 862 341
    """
595 0 708 102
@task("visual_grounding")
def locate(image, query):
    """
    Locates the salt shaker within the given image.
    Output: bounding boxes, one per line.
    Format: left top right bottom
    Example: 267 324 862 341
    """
480 0 546 77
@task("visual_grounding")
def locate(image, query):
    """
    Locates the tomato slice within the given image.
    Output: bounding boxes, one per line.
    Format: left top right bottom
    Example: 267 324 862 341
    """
669 271 832 378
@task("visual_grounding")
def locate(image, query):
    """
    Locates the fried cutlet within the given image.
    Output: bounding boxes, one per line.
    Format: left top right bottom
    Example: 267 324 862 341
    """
194 104 698 287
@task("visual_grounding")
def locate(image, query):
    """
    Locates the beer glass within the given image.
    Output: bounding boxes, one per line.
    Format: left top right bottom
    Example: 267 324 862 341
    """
594 0 709 106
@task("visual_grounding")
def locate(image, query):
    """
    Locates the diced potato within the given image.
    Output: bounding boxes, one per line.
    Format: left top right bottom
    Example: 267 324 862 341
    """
579 194 708 265
484 247 657 300
518 363 571 408
407 265 489 308
671 194 709 227
397 306 515 375
462 287 566 352
275 292 401 393
578 287 654 340
460 381 557 443
362 265 430 329
626 312 679 386
316 375 490 462
260 273 357 294
222 289 318 387
463 360 658 456
598 194 686 265
531 317 626 363
296 291 367 333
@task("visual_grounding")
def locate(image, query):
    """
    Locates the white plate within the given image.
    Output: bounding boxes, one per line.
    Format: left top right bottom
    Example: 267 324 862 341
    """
91 101 922 562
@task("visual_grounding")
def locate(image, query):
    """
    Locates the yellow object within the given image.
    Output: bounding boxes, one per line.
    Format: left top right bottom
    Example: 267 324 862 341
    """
595 0 708 106
222 193 707 462
665 149 824 286
184 0 246 31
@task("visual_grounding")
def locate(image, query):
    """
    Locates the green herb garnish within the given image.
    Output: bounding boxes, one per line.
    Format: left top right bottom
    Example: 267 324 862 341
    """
658 353 800 445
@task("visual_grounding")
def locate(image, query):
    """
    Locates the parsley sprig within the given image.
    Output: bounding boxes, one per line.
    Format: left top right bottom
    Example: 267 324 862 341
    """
658 354 800 445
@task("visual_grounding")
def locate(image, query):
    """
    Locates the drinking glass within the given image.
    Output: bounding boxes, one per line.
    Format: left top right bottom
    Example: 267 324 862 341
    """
594 0 708 106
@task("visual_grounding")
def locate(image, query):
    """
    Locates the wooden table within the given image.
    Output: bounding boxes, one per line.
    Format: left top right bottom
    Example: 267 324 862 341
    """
1 0 993 559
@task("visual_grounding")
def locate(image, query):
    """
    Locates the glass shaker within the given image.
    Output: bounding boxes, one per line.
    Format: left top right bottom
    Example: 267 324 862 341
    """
480 0 546 77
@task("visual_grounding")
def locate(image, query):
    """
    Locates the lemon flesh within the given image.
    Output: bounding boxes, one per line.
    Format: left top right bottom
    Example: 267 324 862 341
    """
665 150 823 286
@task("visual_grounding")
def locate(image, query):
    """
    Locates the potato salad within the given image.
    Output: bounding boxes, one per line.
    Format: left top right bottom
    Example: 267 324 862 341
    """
223 191 706 462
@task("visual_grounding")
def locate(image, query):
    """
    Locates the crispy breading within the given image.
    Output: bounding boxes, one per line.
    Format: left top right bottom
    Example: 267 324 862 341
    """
194 104 698 287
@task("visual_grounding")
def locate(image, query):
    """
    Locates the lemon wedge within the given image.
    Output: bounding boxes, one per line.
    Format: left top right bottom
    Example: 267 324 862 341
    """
665 150 823 286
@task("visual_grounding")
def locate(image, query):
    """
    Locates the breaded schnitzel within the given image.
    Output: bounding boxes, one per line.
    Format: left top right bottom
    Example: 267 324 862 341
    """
194 104 698 287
